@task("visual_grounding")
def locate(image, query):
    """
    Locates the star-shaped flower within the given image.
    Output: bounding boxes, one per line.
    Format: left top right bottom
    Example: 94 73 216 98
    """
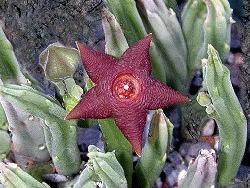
66 34 189 155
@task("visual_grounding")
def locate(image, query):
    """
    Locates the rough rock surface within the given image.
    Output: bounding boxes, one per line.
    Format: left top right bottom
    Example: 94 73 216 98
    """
0 0 105 94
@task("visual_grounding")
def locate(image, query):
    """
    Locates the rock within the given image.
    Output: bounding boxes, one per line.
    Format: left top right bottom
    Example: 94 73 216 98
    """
179 141 212 164
201 119 215 136
189 70 203 95
165 107 183 148
163 163 187 187
0 0 105 94
179 142 192 157
77 125 104 154
168 151 184 166
43 173 68 187
161 151 186 187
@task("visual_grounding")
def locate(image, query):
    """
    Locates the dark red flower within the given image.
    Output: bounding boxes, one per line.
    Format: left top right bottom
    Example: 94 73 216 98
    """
65 34 189 155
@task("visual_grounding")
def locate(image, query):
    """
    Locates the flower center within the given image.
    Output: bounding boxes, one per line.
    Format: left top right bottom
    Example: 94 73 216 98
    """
112 74 140 100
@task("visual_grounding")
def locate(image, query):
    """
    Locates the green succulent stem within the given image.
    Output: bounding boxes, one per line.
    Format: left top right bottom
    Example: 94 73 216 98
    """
98 119 133 188
135 110 173 188
0 26 27 85
72 145 127 188
102 8 129 58
181 0 207 77
0 89 50 162
182 0 232 80
138 0 188 85
0 97 8 131
0 84 81 176
104 0 146 46
104 0 167 84
0 130 11 160
0 162 50 188
53 78 83 112
197 45 247 186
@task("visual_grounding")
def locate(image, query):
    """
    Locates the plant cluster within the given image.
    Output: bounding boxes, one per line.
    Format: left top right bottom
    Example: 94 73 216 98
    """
0 0 247 188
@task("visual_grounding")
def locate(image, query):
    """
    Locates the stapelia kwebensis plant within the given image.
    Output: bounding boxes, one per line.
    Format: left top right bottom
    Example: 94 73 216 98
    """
0 0 247 188
65 34 189 156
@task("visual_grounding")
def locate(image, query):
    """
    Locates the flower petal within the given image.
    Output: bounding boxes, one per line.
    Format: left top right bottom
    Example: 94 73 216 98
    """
146 79 189 110
120 34 152 74
77 42 117 84
114 110 147 156
65 86 112 120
